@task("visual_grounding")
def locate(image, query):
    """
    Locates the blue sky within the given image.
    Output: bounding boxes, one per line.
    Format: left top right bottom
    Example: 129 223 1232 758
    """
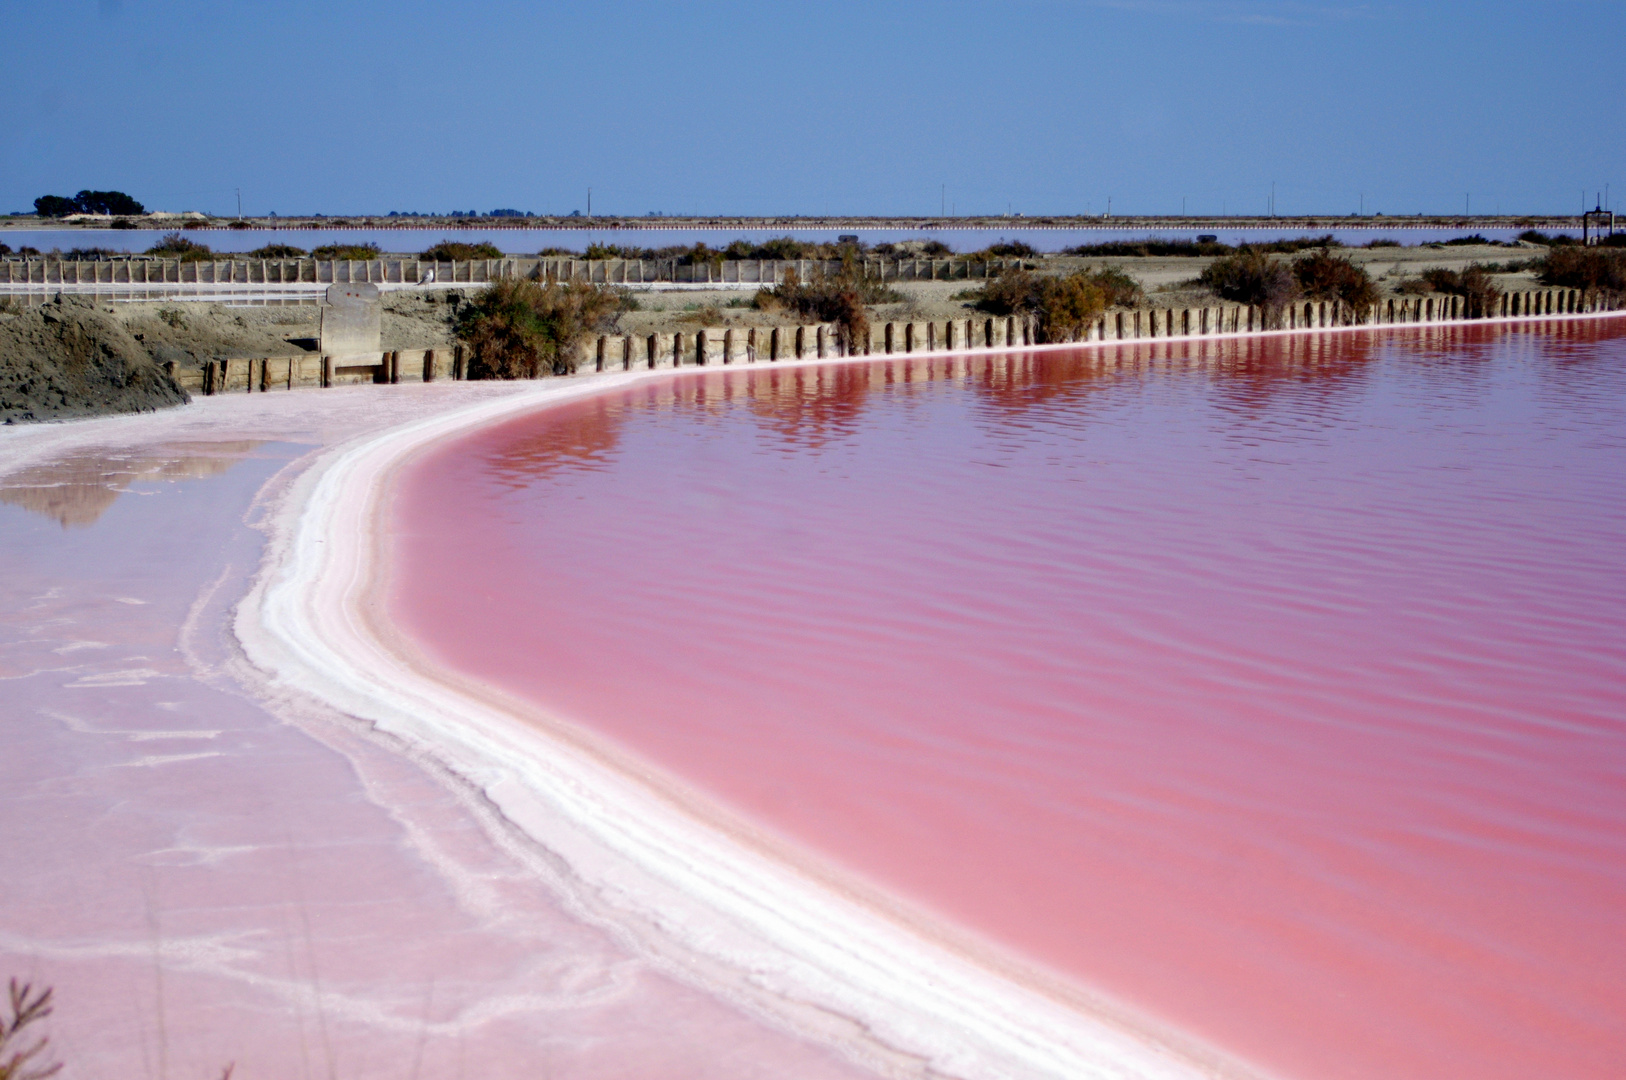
2 0 1621 218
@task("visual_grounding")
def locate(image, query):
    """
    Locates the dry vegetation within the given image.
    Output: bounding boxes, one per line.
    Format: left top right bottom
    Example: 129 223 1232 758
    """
0 980 59 1080
971 266 1143 342
753 266 902 352
454 278 629 377
1540 247 1626 303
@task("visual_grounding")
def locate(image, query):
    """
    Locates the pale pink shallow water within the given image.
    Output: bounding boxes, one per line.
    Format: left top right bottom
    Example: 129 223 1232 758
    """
0 388 873 1080
391 321 1626 1080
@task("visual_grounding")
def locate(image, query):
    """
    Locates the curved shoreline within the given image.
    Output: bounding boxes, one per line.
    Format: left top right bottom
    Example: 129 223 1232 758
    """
231 356 1276 1080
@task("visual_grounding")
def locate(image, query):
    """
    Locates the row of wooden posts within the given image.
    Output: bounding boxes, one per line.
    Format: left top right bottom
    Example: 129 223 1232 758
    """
0 255 1026 286
177 287 1606 396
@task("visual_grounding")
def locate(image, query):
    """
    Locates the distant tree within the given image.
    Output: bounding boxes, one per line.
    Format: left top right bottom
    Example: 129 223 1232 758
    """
34 191 145 217
73 190 145 215
34 195 77 218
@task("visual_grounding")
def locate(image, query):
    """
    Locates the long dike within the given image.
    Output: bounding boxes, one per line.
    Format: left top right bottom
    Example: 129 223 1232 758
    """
176 287 1614 396
1 255 1033 288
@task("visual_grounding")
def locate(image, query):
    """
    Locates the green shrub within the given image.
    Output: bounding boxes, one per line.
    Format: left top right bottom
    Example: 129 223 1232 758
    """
1418 264 1502 316
1293 249 1379 319
1087 266 1144 307
971 269 1109 342
969 240 1037 261
1362 238 1402 248
146 232 213 261
755 265 900 353
1065 238 1229 257
1199 249 1300 325
419 240 501 260
247 243 306 258
455 278 625 378
1539 247 1626 302
313 242 383 260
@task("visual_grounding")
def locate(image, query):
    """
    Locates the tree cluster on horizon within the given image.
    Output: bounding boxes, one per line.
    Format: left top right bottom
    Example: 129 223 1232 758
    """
34 190 145 218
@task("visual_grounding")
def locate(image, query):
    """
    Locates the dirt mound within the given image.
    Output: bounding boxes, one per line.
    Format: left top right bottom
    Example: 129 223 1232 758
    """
0 296 189 423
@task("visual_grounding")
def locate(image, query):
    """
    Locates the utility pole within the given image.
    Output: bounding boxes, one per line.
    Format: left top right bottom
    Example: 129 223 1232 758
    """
942 184 945 216
236 188 242 219
1182 196 1186 216
1270 182 1276 217
1360 192 1364 215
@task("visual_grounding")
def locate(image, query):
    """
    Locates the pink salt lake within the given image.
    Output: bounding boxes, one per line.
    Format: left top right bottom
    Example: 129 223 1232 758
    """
389 320 1626 1080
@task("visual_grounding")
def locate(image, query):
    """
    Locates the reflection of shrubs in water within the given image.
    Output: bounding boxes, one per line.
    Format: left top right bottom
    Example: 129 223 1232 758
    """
420 240 503 261
146 232 213 261
1294 250 1378 321
0 978 61 1080
1540 247 1626 302
456 278 626 378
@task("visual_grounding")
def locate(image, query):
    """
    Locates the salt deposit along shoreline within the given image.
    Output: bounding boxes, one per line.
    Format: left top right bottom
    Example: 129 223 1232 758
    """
227 306 1626 1080
234 359 1247 1080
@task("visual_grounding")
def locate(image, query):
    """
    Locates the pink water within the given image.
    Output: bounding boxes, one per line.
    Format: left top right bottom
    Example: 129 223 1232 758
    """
0 388 874 1080
390 322 1626 1080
